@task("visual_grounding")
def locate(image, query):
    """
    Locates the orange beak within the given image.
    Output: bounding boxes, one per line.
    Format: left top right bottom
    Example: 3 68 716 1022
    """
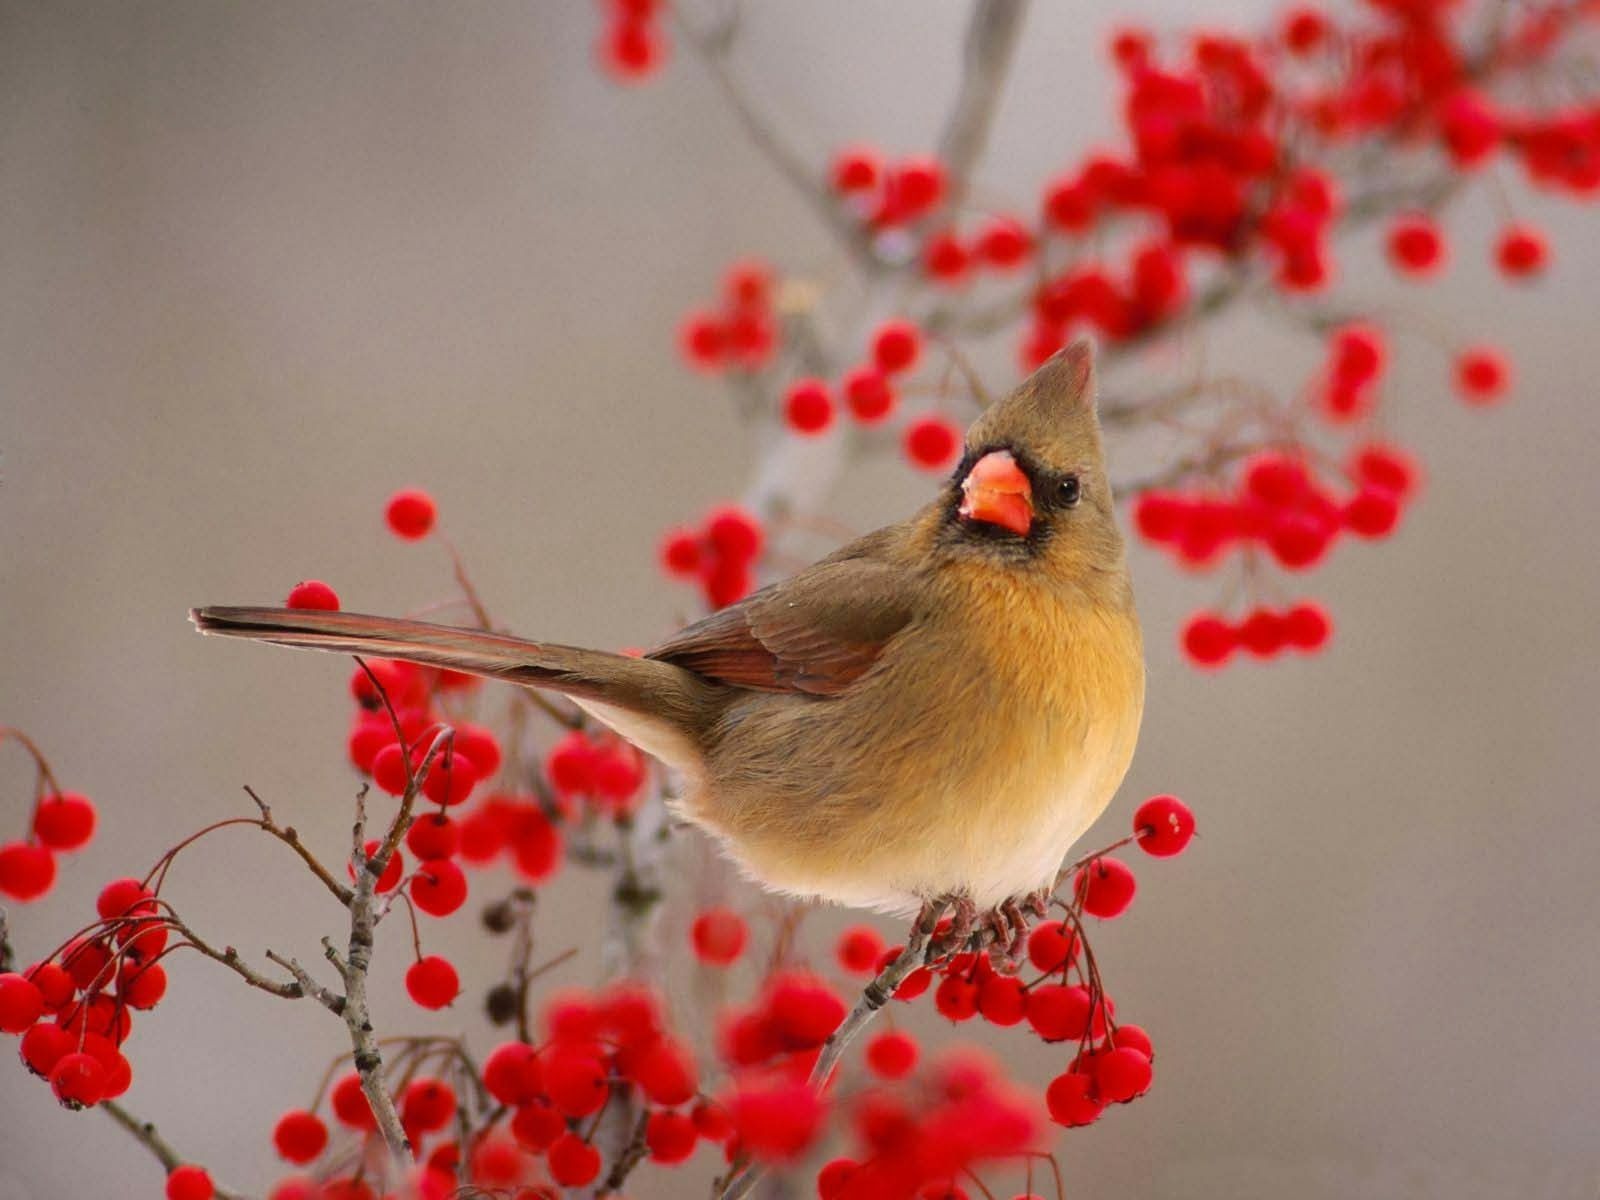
958 450 1033 536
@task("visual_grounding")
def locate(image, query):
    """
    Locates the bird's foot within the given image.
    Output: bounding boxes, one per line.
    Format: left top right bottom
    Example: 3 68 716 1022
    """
923 892 977 964
981 898 1032 965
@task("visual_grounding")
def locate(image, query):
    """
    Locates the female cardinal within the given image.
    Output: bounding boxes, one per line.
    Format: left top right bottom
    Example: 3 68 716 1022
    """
194 340 1144 941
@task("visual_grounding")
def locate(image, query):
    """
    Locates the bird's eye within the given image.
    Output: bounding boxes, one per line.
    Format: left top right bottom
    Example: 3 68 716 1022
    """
1058 475 1081 507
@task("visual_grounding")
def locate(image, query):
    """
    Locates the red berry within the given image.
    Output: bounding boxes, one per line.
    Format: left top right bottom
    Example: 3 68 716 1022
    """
50 1051 106 1108
286 580 339 611
451 724 501 777
1238 607 1288 658
841 365 896 424
1387 214 1446 275
724 260 773 310
1454 346 1510 403
1108 1023 1154 1059
1095 1046 1153 1102
598 15 666 82
166 1165 215 1200
422 749 480 808
1350 442 1419 498
1331 324 1385 386
273 1110 329 1164
923 230 971 284
405 813 458 861
974 216 1031 269
784 378 835 435
646 1109 698 1164
1268 514 1331 570
385 489 437 539
1282 6 1327 53
679 310 727 370
1181 613 1236 667
1025 983 1094 1042
548 1132 602 1186
27 962 74 1010
934 973 980 1022
836 925 886 974
1344 487 1401 538
1495 224 1548 278
371 743 410 796
903 416 960 471
864 1029 919 1079
660 528 704 577
545 1048 610 1117
831 145 881 194
871 320 922 375
818 1158 859 1200
0 841 55 901
1284 601 1332 652
1026 920 1080 973
633 1037 697 1106
1134 795 1195 857
692 1099 733 1141
691 906 747 966
119 961 168 1010
20 1022 73 1077
1074 858 1136 918
1045 1071 1103 1127
98 877 154 920
886 156 947 219
32 792 96 851
768 975 847 1046
976 974 1027 1026
878 946 932 1000
726 1078 824 1163
0 972 44 1032
402 1076 457 1133
511 1100 564 1151
409 858 467 917
330 1072 376 1130
348 839 402 893
704 557 753 609
405 956 460 1010
483 1041 544 1106
704 505 765 563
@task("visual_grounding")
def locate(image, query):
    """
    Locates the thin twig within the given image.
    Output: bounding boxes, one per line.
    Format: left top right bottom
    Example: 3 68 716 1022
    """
102 1100 249 1200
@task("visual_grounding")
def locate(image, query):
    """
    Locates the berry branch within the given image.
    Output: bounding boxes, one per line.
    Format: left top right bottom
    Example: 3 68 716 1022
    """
102 1100 247 1200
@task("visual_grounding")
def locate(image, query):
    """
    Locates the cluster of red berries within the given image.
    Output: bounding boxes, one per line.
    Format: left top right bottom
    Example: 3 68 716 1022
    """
1 733 97 904
1181 602 1332 667
544 728 647 818
920 216 1034 286
828 147 949 229
595 0 667 84
3 877 172 1112
1023 238 1190 367
678 261 781 375
659 503 765 609
780 318 923 436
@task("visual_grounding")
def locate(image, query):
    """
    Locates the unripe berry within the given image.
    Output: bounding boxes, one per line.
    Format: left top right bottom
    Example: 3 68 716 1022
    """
385 489 437 540
32 792 96 852
273 1109 329 1164
1074 857 1136 918
285 580 339 611
1134 795 1195 857
405 956 460 1010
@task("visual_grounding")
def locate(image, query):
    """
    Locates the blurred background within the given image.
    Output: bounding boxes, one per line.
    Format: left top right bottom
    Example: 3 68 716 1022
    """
3 2 1598 1197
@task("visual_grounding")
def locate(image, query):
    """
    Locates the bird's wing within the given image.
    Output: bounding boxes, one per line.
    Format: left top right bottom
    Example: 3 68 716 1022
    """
646 534 919 697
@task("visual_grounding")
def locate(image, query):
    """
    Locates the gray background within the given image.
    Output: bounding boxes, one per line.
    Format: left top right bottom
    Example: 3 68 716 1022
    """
2 2 1597 1197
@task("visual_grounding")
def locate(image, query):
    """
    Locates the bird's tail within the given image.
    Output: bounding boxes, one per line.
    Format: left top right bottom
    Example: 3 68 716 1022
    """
190 606 715 740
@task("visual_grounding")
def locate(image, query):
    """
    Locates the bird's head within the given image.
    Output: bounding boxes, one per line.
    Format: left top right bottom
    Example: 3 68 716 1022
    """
935 338 1129 589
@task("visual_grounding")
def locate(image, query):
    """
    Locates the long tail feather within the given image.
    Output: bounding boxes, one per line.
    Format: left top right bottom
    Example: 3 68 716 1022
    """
190 606 714 736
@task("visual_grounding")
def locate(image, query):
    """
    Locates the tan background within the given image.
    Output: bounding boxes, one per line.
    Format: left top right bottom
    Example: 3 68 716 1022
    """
3 2 1598 1197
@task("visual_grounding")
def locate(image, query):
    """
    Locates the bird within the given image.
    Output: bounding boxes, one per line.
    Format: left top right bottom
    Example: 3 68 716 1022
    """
192 339 1144 946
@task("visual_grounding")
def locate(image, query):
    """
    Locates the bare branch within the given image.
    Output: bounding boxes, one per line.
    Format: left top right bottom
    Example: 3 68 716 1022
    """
937 0 1030 213
102 1100 249 1200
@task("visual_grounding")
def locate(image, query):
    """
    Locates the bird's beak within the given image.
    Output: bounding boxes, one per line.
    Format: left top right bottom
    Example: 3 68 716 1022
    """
959 450 1033 536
